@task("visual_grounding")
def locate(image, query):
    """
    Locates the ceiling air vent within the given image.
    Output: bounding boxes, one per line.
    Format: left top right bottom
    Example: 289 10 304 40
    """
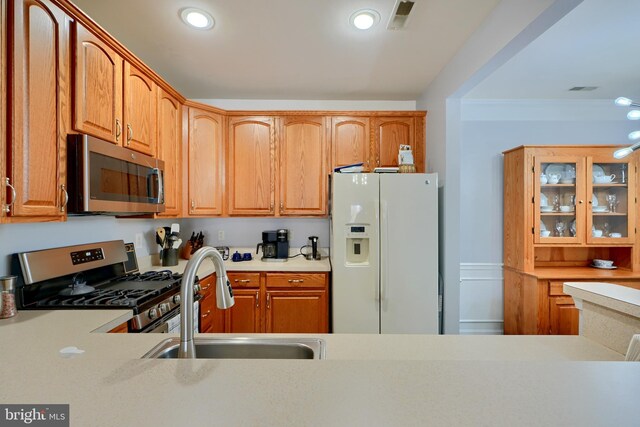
387 0 415 30
569 86 599 91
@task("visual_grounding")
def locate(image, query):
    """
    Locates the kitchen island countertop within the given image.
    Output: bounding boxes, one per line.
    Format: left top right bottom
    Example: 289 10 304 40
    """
1 308 639 426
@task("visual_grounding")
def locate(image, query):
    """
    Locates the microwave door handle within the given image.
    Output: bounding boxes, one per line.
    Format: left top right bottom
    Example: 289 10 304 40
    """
153 168 164 203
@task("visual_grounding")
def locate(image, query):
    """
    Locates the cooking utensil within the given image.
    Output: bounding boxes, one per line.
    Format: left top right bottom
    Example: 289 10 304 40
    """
156 227 166 247
170 223 180 235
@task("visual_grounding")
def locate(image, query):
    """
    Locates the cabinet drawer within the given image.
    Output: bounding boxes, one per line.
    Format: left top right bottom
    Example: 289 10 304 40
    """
199 274 216 297
228 272 260 288
266 273 326 289
549 281 570 296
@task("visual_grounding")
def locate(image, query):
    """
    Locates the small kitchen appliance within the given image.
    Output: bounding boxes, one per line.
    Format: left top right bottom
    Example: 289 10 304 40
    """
305 236 321 260
12 240 200 333
256 230 289 262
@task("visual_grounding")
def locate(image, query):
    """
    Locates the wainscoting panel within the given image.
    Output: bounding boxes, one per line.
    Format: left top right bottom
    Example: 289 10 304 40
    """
460 263 504 335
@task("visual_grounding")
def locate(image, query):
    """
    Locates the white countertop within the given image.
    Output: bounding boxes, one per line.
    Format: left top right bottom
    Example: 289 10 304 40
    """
138 247 331 276
564 282 640 318
1 308 639 426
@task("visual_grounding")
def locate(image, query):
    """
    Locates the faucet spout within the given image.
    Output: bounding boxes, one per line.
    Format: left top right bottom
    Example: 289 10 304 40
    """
178 246 235 358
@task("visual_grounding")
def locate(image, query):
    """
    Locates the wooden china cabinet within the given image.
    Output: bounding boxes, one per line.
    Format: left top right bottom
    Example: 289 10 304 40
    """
503 145 640 335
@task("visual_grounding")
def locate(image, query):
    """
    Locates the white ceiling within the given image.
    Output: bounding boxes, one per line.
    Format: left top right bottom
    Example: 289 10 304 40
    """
71 0 500 100
466 0 640 100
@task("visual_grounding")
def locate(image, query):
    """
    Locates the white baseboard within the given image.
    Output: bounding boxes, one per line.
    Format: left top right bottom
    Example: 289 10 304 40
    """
459 263 504 335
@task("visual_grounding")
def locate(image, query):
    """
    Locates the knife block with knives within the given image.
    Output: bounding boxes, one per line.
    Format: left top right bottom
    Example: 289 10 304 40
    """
181 231 204 260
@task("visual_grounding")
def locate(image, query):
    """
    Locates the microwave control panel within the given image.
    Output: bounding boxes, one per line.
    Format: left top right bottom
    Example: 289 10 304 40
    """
71 248 105 265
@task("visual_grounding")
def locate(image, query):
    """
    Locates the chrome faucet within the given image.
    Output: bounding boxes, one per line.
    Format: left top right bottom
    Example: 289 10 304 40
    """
178 246 235 358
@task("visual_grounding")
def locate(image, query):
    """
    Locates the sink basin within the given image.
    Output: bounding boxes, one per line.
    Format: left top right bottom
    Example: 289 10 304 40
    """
143 337 326 359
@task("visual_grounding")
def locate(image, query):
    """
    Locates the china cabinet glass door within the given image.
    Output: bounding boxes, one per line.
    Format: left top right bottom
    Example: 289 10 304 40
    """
534 156 586 244
586 157 635 244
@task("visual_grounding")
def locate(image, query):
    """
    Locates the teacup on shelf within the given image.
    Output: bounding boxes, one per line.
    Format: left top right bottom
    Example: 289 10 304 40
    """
609 232 622 238
592 229 603 237
540 230 551 237
547 173 561 184
594 174 616 184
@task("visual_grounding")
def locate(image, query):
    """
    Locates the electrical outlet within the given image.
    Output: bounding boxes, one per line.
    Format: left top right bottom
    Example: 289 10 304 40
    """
218 230 225 241
135 233 144 249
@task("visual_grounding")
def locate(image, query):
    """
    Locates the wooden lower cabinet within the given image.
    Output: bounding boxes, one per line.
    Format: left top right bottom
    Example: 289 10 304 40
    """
265 290 327 333
198 274 224 333
198 271 329 333
108 322 128 333
504 268 640 335
225 289 261 333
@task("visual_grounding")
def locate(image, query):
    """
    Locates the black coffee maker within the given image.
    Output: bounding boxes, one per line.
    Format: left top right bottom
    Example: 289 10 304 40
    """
256 229 289 262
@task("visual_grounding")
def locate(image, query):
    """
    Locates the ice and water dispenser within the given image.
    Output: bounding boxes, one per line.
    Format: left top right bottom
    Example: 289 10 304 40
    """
345 224 370 265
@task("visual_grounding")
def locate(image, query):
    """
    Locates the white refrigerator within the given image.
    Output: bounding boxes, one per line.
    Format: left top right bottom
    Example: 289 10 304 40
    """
331 173 439 334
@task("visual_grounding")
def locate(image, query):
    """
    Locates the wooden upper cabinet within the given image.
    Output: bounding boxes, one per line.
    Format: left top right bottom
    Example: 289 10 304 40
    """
73 23 123 144
156 89 181 217
331 116 371 172
279 116 328 216
123 62 156 155
227 117 275 215
1 0 6 220
9 0 71 219
188 107 224 216
373 117 415 168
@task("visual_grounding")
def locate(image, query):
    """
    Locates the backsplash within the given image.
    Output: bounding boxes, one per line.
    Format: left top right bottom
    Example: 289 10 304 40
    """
0 216 330 276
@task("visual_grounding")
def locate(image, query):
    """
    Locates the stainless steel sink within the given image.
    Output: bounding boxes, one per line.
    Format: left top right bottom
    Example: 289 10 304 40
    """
143 337 326 359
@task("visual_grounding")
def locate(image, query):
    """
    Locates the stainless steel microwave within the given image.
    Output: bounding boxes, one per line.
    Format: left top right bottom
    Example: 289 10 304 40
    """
67 134 165 215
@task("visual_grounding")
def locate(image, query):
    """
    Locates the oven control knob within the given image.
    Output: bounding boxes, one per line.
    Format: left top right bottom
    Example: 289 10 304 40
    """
159 303 170 315
148 308 158 320
173 294 181 305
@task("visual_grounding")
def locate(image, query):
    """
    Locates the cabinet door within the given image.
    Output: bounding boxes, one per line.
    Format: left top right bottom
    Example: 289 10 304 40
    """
1 0 7 220
331 116 370 171
279 116 328 216
188 108 224 216
199 274 224 333
373 117 415 168
227 117 275 215
265 290 328 333
225 289 261 333
549 296 579 335
123 62 156 155
586 157 636 245
10 0 70 218
534 156 586 244
73 23 122 144
156 89 181 217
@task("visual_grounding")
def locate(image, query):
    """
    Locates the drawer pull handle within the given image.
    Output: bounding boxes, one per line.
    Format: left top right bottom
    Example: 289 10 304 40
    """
202 310 211 318
115 119 121 141
234 279 251 283
201 284 211 291
266 293 270 309
288 279 304 283
255 291 259 308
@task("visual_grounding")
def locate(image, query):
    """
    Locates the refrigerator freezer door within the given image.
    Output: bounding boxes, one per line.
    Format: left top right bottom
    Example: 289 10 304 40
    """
380 174 438 333
331 174 380 333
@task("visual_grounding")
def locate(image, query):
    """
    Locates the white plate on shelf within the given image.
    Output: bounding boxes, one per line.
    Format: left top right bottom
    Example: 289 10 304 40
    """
592 164 605 180
590 264 617 270
592 206 608 213
541 206 554 212
544 164 568 176
540 221 547 231
540 193 548 207
592 193 598 207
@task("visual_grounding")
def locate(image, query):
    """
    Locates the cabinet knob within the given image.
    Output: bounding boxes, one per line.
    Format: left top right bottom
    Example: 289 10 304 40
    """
60 184 69 212
3 178 16 213
126 124 133 145
578 200 584 204
115 119 122 142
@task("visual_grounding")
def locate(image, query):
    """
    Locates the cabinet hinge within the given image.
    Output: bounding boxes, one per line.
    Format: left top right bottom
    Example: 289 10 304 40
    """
532 227 535 235
532 166 535 173
532 196 535 204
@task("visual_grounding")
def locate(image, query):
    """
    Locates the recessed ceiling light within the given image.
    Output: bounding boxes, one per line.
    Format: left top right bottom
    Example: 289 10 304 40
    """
350 9 380 30
180 8 214 30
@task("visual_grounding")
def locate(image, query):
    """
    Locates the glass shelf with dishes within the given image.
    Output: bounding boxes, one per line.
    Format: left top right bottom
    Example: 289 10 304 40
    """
587 160 635 244
537 161 580 242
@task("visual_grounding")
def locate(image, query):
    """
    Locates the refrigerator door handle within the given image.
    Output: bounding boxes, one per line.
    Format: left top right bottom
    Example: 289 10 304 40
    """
380 199 389 304
375 198 381 303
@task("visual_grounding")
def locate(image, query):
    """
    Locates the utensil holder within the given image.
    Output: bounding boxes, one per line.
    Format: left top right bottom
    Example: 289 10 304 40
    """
161 248 179 266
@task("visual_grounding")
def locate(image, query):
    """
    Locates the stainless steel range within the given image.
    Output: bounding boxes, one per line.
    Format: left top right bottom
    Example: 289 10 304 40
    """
12 240 199 333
